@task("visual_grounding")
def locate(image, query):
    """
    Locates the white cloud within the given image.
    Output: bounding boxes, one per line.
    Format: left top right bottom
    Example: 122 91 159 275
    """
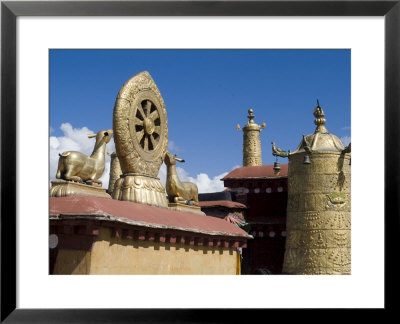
185 171 228 193
49 123 115 189
340 136 351 147
167 140 181 153
158 164 240 194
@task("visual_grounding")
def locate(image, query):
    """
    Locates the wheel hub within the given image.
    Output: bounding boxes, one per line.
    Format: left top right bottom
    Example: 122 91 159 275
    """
144 118 155 135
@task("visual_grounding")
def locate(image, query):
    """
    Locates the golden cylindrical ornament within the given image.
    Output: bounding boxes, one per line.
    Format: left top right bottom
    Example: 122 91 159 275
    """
238 109 265 166
243 128 263 166
283 151 351 274
279 103 351 274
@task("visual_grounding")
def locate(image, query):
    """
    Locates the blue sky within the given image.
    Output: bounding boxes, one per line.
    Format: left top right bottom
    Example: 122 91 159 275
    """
50 49 350 192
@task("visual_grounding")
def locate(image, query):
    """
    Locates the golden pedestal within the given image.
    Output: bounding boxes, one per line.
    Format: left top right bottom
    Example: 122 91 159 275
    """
50 181 111 199
168 202 206 216
112 174 169 208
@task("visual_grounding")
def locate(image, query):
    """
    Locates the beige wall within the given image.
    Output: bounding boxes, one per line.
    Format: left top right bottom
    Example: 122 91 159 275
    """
53 249 91 274
53 227 239 275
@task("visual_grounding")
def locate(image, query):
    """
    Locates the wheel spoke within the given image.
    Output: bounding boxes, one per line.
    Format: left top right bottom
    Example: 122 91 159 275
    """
149 134 157 149
135 117 144 125
145 100 152 116
153 126 161 135
149 110 159 121
137 104 146 119
143 135 149 150
136 129 144 142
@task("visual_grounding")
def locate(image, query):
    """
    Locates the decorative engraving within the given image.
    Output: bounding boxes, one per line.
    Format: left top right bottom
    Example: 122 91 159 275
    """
325 212 351 229
112 71 169 207
113 71 168 178
303 212 324 230
238 109 265 166
327 248 351 268
326 193 347 210
112 174 168 208
282 104 351 275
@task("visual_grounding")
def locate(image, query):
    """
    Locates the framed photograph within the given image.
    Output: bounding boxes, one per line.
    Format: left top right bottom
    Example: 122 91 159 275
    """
1 0 398 321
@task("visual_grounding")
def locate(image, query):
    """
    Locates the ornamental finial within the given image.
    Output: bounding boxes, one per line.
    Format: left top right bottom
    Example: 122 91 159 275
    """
313 99 327 133
247 108 255 123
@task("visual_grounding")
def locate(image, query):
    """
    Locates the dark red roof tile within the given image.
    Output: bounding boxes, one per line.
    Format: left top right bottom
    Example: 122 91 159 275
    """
49 196 251 238
222 164 288 180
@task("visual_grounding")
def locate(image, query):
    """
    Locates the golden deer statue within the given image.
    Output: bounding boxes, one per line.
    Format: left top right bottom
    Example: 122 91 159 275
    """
56 129 113 186
164 151 199 206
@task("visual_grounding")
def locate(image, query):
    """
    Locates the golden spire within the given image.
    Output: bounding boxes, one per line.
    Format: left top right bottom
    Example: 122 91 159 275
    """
290 100 344 155
313 99 328 134
237 108 265 166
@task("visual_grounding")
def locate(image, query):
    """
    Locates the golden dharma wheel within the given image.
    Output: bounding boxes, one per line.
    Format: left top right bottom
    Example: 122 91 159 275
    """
113 71 168 177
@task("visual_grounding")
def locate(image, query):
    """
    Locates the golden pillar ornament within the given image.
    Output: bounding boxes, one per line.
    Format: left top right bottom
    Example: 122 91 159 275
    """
273 101 351 274
112 71 169 208
237 109 266 166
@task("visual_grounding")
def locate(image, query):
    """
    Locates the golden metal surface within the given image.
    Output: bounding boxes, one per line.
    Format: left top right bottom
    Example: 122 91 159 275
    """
112 173 168 207
164 151 200 207
272 103 344 158
281 104 351 275
272 141 289 157
313 100 328 133
112 71 169 207
168 202 205 216
50 181 111 199
55 130 113 186
113 71 168 177
291 104 344 154
237 109 265 166
108 152 122 196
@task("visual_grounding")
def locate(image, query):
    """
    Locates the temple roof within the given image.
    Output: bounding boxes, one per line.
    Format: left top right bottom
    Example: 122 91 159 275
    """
291 132 344 154
49 196 251 239
222 164 288 180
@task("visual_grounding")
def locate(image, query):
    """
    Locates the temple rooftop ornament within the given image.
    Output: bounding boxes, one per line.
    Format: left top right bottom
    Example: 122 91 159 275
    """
272 101 345 158
273 157 281 176
112 71 169 208
272 100 351 275
164 151 204 215
291 100 344 154
50 129 113 199
112 71 202 214
237 108 266 166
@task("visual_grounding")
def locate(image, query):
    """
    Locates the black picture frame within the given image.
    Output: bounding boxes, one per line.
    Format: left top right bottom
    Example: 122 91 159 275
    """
1 0 398 322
